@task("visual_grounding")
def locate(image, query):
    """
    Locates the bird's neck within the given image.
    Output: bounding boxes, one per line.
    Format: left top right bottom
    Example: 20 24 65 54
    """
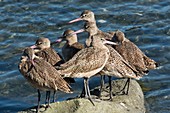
67 38 78 46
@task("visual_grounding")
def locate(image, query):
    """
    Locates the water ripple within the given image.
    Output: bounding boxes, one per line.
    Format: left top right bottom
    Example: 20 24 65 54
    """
0 0 169 112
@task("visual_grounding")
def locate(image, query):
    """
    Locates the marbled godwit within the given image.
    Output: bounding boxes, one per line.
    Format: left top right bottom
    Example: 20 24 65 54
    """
31 37 64 66
69 10 158 72
56 30 86 97
56 29 84 62
100 45 141 99
18 48 72 112
72 22 143 100
30 37 74 103
112 30 158 71
57 36 117 105
68 10 158 91
68 10 96 24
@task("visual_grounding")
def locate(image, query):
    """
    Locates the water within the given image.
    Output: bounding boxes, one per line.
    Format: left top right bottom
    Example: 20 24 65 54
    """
0 0 169 112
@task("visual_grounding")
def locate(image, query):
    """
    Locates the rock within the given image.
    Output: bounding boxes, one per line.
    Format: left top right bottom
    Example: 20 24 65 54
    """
18 79 145 113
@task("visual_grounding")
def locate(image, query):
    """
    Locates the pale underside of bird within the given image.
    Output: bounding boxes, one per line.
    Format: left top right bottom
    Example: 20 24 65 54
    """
57 37 117 105
70 21 143 100
68 10 158 72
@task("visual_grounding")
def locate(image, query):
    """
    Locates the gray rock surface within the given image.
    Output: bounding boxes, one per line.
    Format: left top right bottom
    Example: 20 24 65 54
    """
19 79 145 113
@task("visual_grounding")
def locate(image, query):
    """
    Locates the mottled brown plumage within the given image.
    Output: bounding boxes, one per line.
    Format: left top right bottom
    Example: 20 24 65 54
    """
74 22 141 98
31 37 64 66
57 36 113 105
82 23 140 78
32 37 74 103
59 29 85 62
113 30 158 73
108 30 125 44
101 45 142 98
58 37 110 78
19 48 71 92
18 48 72 112
101 45 140 79
69 10 158 99
85 23 141 75
69 10 158 72
84 22 113 47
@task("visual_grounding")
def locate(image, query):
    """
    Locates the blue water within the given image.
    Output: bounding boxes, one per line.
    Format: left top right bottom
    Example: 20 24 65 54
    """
0 0 169 112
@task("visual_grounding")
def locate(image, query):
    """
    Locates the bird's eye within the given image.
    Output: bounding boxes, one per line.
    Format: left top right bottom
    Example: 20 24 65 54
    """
101 38 105 41
81 14 87 18
36 42 42 45
85 25 89 29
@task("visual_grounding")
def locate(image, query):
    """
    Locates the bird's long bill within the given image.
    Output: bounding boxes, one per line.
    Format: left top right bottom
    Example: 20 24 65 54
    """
53 29 84 44
30 45 37 49
104 40 119 45
71 29 85 35
68 17 82 24
55 38 62 43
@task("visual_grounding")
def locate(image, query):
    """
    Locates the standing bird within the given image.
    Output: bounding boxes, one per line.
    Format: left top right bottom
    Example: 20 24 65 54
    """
112 30 158 72
30 37 74 104
57 35 117 105
18 48 72 112
68 9 158 72
56 29 84 62
72 22 142 100
56 30 86 97
68 10 158 86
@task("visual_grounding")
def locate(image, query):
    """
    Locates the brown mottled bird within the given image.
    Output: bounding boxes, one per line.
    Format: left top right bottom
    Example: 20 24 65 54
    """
68 10 158 84
56 29 84 62
73 22 142 100
112 30 158 73
56 29 85 97
57 35 117 105
30 37 74 104
69 10 158 72
18 48 72 112
31 37 63 66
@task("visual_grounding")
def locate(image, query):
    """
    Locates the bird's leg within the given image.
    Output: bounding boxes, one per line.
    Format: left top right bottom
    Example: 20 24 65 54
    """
99 75 105 99
79 87 85 97
84 78 88 98
45 91 50 105
52 91 56 103
37 89 41 113
78 79 86 98
47 91 51 108
126 78 130 95
85 78 95 106
108 76 113 101
120 78 130 95
44 91 51 110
